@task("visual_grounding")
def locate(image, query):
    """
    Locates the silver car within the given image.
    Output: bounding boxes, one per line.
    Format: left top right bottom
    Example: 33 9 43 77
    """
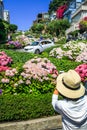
24 39 54 54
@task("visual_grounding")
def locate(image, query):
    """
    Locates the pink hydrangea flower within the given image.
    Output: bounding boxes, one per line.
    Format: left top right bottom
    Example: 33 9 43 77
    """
21 57 58 83
1 78 9 83
75 64 87 82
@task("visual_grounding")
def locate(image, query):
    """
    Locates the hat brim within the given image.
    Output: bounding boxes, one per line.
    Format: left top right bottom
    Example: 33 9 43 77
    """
56 73 85 99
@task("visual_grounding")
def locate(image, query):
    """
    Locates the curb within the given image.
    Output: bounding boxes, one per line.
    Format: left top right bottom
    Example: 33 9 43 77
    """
0 115 62 130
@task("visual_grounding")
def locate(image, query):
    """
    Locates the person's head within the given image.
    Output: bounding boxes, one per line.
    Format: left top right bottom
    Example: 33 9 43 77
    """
56 69 85 99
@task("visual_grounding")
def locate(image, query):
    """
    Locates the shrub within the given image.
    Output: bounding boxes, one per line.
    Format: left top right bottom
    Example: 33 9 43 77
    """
0 93 57 122
79 16 87 32
49 58 81 72
75 64 87 82
56 37 66 45
0 51 12 66
49 41 87 62
0 51 12 72
22 57 58 82
6 41 22 49
0 57 58 95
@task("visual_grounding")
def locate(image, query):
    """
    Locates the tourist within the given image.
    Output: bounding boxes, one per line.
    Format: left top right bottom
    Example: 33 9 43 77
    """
52 69 87 130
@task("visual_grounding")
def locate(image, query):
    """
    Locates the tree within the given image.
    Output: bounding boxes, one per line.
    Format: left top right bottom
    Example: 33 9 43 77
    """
46 21 56 36
31 23 44 33
48 0 71 14
0 19 7 42
0 19 18 42
46 19 70 36
9 24 18 33
2 20 10 38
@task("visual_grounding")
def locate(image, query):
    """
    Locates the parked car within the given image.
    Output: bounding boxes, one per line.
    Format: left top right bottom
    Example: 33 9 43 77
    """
26 35 35 41
27 35 34 39
24 39 55 54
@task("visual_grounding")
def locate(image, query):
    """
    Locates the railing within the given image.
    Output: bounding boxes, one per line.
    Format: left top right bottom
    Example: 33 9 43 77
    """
72 5 87 18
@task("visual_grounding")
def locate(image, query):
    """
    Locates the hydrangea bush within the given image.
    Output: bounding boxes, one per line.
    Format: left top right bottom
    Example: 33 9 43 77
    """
76 50 87 63
6 41 22 49
16 35 36 47
75 64 87 82
0 57 58 95
79 16 87 31
0 51 12 72
16 36 29 47
49 41 87 62
21 57 58 82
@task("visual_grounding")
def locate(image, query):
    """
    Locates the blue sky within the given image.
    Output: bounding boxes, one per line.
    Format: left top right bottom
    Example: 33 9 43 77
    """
4 0 51 31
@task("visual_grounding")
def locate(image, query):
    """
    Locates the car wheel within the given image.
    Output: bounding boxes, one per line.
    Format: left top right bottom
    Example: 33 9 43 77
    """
35 49 40 54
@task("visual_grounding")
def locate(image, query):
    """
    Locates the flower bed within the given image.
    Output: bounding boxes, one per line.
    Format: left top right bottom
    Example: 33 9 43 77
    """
49 41 87 62
6 41 22 49
0 48 84 122
0 55 58 95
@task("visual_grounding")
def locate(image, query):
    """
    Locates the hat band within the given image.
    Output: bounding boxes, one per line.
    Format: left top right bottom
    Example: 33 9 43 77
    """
62 79 80 90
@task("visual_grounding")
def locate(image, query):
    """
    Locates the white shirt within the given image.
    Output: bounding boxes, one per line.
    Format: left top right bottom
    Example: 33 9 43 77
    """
52 94 87 130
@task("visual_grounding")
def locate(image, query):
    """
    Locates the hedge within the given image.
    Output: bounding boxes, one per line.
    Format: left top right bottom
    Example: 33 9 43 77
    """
49 58 81 72
0 93 59 122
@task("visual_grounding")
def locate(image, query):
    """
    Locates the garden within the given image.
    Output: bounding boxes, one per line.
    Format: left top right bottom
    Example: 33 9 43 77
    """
0 39 87 122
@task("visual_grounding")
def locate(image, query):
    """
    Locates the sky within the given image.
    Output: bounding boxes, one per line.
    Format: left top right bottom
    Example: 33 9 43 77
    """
4 0 51 31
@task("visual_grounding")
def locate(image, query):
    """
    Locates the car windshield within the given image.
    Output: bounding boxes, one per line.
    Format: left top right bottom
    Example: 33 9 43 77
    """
27 36 33 38
31 42 39 46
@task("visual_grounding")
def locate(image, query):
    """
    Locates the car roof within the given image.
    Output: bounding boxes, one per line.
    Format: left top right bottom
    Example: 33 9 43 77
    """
38 39 52 42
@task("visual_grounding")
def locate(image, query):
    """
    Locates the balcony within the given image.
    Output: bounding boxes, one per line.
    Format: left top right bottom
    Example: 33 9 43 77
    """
72 1 87 18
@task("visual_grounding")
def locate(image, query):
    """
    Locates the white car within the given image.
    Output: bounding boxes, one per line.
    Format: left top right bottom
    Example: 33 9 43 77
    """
24 39 54 54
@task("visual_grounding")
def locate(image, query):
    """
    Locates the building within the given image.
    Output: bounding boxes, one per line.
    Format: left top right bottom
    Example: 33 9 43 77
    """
50 11 56 21
33 12 50 24
0 0 10 22
66 0 87 34
0 0 4 19
3 10 10 22
64 0 85 22
71 0 87 23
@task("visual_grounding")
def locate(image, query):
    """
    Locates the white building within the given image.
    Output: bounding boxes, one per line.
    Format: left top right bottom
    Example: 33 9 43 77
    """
66 0 87 34
71 0 87 23
0 0 4 19
4 10 10 22
50 11 57 21
0 0 10 22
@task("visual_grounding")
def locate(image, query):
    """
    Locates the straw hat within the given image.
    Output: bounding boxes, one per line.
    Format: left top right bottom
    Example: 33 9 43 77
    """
56 70 85 99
